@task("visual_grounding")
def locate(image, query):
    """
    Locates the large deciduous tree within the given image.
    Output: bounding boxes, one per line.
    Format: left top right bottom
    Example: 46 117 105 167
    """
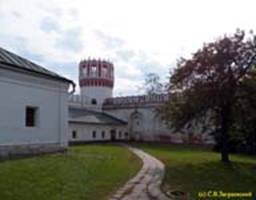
160 30 256 162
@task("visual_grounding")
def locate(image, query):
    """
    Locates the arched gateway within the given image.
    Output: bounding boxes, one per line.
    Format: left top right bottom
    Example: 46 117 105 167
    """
130 111 144 140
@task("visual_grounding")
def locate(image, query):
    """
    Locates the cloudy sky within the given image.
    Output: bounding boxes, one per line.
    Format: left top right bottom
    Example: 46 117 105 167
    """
0 0 255 96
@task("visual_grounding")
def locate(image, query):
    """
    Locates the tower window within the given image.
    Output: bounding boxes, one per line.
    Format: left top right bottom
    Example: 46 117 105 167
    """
82 68 87 77
102 67 107 78
92 131 96 138
91 99 97 105
91 66 97 77
72 130 77 139
25 106 38 127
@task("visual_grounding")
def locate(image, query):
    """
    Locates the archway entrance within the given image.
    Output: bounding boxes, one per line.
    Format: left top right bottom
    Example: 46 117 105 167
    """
130 111 144 140
110 129 116 141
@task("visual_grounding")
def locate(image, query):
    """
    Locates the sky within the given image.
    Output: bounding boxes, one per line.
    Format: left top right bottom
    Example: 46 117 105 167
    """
0 0 256 96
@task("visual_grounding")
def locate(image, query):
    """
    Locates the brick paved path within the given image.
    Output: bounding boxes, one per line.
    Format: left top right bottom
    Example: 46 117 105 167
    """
110 146 170 200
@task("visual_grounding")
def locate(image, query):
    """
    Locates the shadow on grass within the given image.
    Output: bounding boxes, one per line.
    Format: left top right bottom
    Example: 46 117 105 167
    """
163 160 256 199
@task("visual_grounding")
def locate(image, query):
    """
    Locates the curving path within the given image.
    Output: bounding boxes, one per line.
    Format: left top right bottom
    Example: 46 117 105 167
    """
110 146 170 200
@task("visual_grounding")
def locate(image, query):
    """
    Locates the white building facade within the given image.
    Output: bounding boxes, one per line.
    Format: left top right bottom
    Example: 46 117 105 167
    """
0 47 74 158
68 107 128 143
68 59 214 144
0 48 213 157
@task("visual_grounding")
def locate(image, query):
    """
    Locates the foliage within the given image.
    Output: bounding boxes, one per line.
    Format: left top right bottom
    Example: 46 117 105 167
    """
141 72 164 95
159 30 256 162
230 67 256 154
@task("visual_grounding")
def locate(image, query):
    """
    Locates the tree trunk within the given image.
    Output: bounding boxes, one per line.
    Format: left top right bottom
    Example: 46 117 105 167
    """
221 130 230 162
220 105 231 163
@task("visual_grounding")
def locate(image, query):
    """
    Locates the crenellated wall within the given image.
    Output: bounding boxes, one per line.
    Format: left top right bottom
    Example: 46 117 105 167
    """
103 94 170 109
68 58 215 145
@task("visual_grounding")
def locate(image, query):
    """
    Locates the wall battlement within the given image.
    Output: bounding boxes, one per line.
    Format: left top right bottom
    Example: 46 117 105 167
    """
103 94 170 109
69 93 170 110
79 58 114 88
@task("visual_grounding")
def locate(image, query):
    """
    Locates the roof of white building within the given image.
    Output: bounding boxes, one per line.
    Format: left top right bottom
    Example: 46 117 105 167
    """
69 107 127 125
0 47 73 83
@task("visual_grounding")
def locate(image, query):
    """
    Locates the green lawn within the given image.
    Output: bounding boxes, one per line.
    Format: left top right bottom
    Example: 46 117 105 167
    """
138 144 256 199
0 144 142 200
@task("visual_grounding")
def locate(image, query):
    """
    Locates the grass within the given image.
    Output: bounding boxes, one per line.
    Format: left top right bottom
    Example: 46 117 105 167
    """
0 144 142 200
138 144 256 199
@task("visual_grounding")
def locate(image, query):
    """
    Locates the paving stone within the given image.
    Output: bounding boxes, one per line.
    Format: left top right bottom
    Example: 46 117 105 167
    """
110 145 171 200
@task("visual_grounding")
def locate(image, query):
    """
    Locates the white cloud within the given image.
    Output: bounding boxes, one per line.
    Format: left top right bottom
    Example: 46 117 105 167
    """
114 77 143 96
1 0 256 95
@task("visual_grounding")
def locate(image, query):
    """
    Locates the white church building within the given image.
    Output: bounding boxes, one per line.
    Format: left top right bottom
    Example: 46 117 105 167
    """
0 47 74 158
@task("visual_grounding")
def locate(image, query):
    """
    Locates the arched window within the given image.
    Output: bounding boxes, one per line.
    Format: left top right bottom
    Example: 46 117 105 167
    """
82 67 87 77
91 98 97 105
102 67 107 78
130 111 144 138
91 66 97 77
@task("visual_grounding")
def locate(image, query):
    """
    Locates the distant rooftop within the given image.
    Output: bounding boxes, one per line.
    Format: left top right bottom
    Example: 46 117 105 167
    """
0 46 73 83
69 107 127 125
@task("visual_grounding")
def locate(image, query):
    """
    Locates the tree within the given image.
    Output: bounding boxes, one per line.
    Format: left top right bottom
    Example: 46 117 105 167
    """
142 73 164 95
231 66 256 154
159 30 256 162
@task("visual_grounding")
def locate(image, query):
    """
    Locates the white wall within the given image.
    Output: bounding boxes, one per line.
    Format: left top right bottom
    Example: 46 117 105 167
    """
105 107 215 144
81 86 112 106
69 123 128 142
104 107 173 141
0 68 70 147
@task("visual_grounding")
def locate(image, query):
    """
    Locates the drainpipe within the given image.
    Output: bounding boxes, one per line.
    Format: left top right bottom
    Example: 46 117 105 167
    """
68 81 76 95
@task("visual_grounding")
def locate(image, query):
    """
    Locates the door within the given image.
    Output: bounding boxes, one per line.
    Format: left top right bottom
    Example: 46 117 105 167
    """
110 129 116 141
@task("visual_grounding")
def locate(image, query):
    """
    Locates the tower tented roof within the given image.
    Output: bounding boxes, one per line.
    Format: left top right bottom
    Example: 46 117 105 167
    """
0 46 73 83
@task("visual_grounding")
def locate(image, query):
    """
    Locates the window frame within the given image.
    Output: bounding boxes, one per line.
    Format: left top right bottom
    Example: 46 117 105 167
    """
91 98 97 105
101 131 105 139
25 106 38 127
92 130 97 139
72 130 77 139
